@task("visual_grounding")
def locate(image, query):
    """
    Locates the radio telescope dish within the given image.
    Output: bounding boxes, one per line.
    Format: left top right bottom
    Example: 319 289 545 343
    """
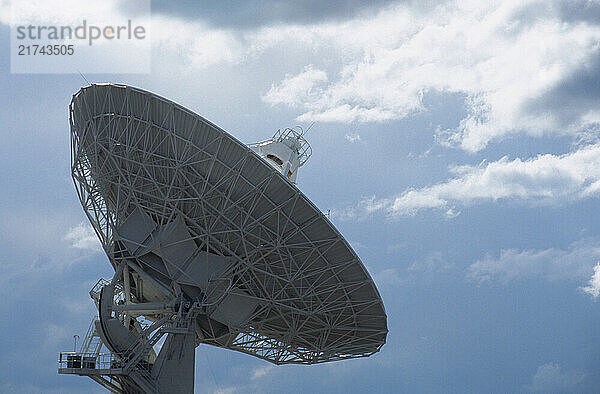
58 84 387 393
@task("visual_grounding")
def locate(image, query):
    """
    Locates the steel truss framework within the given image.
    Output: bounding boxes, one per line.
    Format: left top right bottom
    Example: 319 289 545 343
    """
69 83 388 366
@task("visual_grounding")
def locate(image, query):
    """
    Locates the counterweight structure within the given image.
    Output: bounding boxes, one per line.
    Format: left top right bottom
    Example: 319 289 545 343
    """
58 84 387 393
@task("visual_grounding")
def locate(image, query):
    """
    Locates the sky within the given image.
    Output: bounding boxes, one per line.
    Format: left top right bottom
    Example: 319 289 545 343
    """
1 0 600 392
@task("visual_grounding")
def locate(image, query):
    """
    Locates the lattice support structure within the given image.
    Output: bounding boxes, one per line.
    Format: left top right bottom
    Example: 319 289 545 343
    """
60 83 387 393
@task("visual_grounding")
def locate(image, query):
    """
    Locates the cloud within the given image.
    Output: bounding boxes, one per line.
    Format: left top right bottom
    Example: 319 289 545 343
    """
7 0 598 147
151 0 403 29
527 363 585 392
580 261 600 298
371 252 453 288
557 0 600 24
373 268 404 287
263 65 328 107
0 1 241 71
64 222 102 252
213 387 238 394
0 0 122 26
467 238 600 283
0 206 109 318
444 208 461 219
0 208 99 265
344 133 362 143
337 143 600 218
409 251 454 274
251 365 274 380
151 16 245 70
2 0 152 73
259 0 600 151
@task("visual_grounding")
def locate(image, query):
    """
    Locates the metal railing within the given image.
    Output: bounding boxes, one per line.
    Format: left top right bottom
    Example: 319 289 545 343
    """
273 126 312 166
58 352 116 371
89 278 110 307
59 350 155 375
248 126 313 167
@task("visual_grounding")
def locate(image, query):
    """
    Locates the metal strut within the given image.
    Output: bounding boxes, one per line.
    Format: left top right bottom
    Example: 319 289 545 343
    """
59 264 200 393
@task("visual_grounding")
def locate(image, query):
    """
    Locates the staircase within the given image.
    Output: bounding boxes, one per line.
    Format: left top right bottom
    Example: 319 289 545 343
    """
80 317 103 355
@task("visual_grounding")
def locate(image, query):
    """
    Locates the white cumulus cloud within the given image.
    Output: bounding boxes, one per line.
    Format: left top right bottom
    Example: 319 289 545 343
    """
527 363 584 392
64 222 102 252
263 65 328 107
337 143 600 219
467 238 600 283
344 133 362 143
258 0 600 151
580 260 600 298
251 365 274 380
7 1 599 151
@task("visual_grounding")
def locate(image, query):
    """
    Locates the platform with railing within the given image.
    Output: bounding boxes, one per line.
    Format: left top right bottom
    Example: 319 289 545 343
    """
248 126 313 166
58 352 123 375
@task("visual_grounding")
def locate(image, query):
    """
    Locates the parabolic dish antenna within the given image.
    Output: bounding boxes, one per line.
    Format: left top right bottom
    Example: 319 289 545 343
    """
58 84 387 393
